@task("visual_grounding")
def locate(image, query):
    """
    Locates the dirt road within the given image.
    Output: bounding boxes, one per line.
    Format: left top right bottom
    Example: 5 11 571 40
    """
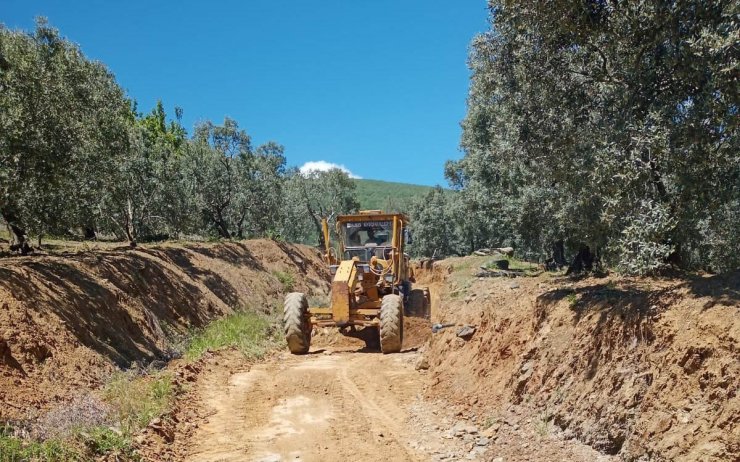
186 348 447 462
178 343 612 462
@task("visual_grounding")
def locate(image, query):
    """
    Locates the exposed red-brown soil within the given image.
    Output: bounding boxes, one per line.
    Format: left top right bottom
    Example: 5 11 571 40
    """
0 240 330 423
420 257 739 462
2 246 737 462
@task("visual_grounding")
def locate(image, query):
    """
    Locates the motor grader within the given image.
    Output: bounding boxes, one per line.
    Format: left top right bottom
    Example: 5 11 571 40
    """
283 210 428 354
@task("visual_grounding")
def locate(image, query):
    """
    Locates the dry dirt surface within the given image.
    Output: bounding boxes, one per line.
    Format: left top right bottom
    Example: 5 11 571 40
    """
421 258 739 462
3 244 738 462
140 307 613 462
143 340 612 462
0 240 330 423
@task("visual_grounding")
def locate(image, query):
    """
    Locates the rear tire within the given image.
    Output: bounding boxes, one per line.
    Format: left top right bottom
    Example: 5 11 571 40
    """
407 287 431 318
283 292 311 354
380 294 403 353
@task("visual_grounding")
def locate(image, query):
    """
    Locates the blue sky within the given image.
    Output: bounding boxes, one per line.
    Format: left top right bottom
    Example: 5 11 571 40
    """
3 1 489 185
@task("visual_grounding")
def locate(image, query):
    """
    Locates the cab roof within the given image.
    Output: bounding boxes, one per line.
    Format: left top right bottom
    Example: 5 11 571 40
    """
336 211 409 223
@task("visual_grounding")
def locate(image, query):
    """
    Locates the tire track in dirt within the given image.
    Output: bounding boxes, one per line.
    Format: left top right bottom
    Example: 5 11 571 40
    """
184 350 443 462
337 358 423 462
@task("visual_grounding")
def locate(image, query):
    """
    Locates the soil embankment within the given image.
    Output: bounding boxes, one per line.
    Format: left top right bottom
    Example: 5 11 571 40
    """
2 247 737 461
0 240 330 423
420 257 739 461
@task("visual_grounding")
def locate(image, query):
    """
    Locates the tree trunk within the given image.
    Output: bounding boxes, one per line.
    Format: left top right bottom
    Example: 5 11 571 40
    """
125 199 137 247
566 245 595 275
1 209 31 255
553 240 566 267
213 210 231 239
83 226 97 240
312 215 325 249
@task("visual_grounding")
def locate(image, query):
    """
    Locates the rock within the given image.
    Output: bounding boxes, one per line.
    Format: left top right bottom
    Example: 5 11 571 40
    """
476 437 490 446
492 458 504 462
452 422 468 436
415 356 430 371
466 446 487 459
509 282 520 289
456 325 476 338
496 247 515 256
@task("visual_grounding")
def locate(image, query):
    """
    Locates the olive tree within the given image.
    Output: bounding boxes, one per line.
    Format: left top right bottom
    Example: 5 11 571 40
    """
0 19 131 252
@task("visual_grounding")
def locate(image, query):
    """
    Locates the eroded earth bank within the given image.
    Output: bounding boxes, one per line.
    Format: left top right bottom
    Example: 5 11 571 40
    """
1 243 737 461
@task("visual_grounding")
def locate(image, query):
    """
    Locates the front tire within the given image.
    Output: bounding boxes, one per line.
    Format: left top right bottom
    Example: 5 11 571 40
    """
283 292 311 354
380 294 403 353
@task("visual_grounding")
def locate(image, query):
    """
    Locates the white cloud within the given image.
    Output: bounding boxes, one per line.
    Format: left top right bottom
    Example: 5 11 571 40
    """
299 160 362 179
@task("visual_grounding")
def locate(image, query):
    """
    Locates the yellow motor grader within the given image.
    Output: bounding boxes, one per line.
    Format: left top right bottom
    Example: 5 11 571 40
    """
283 210 428 354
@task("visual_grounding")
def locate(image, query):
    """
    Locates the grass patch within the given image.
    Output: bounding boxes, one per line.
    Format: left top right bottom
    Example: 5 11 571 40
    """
104 371 175 436
1 309 281 460
0 371 175 461
80 427 134 459
566 292 578 307
307 294 329 308
506 257 538 271
0 429 76 462
481 416 497 430
534 407 553 438
184 311 280 361
272 270 295 292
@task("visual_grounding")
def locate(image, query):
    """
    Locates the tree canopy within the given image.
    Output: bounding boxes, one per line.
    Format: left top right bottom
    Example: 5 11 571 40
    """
411 1 739 274
0 20 359 252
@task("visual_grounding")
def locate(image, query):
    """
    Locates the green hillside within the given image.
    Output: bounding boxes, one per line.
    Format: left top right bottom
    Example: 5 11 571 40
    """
353 179 439 213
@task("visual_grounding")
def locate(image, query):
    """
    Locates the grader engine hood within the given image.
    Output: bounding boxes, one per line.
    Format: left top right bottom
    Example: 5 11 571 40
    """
330 260 357 325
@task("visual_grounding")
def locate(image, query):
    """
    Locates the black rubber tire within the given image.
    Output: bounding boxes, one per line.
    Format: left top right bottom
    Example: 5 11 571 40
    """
407 287 431 318
283 292 311 354
380 294 403 353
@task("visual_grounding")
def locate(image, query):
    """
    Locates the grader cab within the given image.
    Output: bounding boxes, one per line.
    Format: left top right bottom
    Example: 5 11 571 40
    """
283 210 428 354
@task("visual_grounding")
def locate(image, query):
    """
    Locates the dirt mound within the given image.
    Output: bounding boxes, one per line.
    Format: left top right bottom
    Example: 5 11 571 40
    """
0 240 330 423
310 315 431 352
421 257 739 461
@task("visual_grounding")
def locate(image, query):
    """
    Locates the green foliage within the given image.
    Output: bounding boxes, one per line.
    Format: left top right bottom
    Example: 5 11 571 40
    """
408 186 460 257
443 1 739 274
184 311 279 361
81 427 135 458
0 370 172 461
0 20 356 251
103 371 174 436
282 169 360 246
353 179 438 213
272 270 295 292
0 429 76 462
0 19 132 248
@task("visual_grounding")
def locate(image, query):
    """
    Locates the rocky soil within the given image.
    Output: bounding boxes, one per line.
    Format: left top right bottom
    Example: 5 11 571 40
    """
420 257 739 462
